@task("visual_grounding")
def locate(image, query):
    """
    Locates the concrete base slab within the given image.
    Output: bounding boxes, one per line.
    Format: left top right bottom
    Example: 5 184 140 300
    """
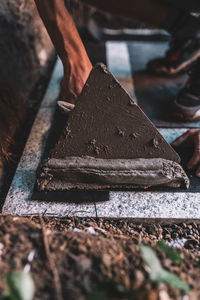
2 43 200 220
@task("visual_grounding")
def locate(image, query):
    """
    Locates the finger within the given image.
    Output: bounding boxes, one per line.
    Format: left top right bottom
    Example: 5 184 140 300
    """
187 133 200 169
171 131 191 147
195 165 200 177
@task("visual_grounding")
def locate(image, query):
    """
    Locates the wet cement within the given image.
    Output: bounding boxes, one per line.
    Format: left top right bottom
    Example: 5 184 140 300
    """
51 63 180 162
36 63 191 191
38 157 189 191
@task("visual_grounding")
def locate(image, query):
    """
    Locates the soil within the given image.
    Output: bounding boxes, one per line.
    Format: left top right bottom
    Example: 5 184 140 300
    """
0 215 200 300
51 64 180 163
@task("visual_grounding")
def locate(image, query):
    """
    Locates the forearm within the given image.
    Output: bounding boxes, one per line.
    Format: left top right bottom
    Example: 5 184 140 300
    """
34 0 89 67
34 0 92 102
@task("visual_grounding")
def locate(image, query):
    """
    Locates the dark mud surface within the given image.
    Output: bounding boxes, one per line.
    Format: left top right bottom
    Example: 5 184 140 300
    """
0 215 200 300
51 64 179 163
37 63 190 191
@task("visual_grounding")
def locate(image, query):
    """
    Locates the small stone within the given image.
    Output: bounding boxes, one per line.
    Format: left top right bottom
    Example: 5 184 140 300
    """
185 238 198 248
152 138 159 148
172 232 179 239
89 139 96 145
86 227 96 235
102 254 111 268
130 132 137 139
165 234 171 240
129 99 136 106
94 146 100 155
103 145 110 154
134 270 144 289
65 127 72 137
78 258 92 273
78 245 87 253
116 128 125 137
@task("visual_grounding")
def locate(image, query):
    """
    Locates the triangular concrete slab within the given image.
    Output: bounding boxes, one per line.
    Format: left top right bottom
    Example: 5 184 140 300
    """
51 63 180 162
36 64 189 191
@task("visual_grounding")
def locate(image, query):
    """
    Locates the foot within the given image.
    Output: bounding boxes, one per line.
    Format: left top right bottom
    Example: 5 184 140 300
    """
147 38 200 76
173 60 200 122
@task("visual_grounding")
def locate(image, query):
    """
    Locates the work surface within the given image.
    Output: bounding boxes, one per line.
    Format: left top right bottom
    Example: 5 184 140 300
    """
3 39 200 221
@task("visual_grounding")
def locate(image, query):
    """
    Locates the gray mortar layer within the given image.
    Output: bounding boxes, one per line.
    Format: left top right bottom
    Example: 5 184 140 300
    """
2 55 199 220
38 157 189 190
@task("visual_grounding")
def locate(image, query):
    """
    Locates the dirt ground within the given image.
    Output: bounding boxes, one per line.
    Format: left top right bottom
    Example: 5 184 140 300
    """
0 215 200 300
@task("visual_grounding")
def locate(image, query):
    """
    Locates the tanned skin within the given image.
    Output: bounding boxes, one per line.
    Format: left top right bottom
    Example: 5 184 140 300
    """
34 0 92 104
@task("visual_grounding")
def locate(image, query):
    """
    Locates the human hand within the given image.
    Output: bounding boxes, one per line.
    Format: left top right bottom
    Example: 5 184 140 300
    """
171 129 200 177
60 57 92 104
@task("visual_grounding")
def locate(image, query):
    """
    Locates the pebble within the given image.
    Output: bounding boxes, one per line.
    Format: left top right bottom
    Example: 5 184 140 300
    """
102 254 112 268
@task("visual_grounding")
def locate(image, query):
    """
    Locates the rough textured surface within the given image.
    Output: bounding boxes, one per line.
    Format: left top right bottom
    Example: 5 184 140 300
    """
0 0 53 181
0 0 53 92
38 157 189 191
1 215 200 300
51 63 180 163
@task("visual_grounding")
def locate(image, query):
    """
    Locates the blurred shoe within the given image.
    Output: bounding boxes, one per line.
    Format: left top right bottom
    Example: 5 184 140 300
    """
173 60 200 121
147 38 200 76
